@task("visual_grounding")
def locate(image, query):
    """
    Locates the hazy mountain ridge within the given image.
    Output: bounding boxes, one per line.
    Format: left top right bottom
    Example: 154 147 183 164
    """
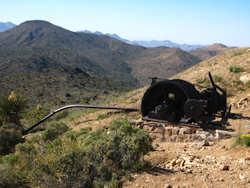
0 21 16 32
79 30 205 51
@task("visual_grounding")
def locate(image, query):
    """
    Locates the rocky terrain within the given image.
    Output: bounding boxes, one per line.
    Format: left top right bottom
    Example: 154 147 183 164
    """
60 47 250 187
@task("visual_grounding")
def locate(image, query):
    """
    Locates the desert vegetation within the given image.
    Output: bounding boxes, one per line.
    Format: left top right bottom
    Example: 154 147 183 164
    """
0 91 153 187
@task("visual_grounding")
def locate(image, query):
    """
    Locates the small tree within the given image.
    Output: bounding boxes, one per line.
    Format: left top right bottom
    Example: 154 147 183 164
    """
0 92 27 127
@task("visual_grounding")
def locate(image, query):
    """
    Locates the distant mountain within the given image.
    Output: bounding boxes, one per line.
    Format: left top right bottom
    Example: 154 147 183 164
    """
0 21 16 32
189 43 229 60
131 40 205 51
79 30 205 51
0 20 202 105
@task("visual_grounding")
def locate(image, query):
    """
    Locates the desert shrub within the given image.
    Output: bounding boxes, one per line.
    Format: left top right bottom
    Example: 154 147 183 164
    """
41 122 69 141
0 127 24 155
81 97 90 104
233 134 250 147
0 163 27 188
232 51 245 56
239 134 250 146
0 117 152 187
0 91 27 126
245 81 250 88
84 118 153 170
26 104 50 124
213 74 223 83
229 65 244 73
66 127 92 141
54 110 69 120
97 113 110 120
27 134 42 144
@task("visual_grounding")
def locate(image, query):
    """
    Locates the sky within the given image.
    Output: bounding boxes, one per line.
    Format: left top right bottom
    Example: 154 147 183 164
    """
1 0 250 46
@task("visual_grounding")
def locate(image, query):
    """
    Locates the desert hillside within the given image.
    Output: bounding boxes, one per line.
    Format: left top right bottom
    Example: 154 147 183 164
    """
0 45 249 188
189 43 229 61
61 47 250 187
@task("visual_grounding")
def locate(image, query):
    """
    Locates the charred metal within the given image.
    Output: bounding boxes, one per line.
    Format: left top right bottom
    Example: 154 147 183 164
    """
23 72 231 134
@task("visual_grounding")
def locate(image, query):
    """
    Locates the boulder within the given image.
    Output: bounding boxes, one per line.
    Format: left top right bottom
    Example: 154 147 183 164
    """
240 73 250 84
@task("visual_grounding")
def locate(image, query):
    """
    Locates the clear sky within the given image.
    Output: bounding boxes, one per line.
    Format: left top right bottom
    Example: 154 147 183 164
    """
1 0 250 46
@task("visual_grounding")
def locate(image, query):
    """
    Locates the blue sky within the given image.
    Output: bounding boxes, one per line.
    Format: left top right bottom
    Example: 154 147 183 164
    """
1 0 250 46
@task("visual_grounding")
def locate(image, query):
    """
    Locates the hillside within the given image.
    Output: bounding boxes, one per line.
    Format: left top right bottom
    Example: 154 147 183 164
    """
0 20 202 106
190 43 229 60
174 47 250 97
125 47 200 85
61 47 250 187
0 47 249 187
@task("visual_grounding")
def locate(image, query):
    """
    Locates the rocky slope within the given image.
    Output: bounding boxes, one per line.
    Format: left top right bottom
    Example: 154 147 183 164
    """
62 47 250 187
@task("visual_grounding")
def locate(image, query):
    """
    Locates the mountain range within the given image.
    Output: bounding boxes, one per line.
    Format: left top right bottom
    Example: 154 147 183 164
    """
0 22 213 51
0 21 16 32
79 30 205 51
0 20 228 106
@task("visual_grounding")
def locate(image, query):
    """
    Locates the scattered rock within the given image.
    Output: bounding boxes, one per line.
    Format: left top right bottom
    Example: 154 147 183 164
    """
220 145 226 149
179 127 193 135
165 127 173 136
215 130 233 140
196 130 210 140
245 157 250 161
236 97 249 108
240 73 250 84
219 178 224 182
220 165 230 171
239 173 247 181
165 184 173 188
200 140 210 146
129 119 143 125
172 127 180 135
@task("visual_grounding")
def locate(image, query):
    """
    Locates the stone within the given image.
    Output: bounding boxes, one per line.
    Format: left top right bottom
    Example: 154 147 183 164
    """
179 127 193 135
129 119 143 125
219 178 224 182
245 157 250 160
165 184 172 188
200 140 210 146
215 130 233 140
240 73 250 84
220 165 229 171
165 127 173 136
196 130 210 140
172 127 180 135
207 134 215 142
239 173 247 180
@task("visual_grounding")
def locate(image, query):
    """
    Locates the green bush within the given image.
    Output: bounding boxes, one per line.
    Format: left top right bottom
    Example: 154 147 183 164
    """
97 113 110 120
233 134 250 147
0 163 27 188
0 117 153 187
41 122 69 141
213 75 223 83
239 134 250 146
54 110 69 120
229 65 244 73
0 92 27 126
0 127 24 155
26 104 50 124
